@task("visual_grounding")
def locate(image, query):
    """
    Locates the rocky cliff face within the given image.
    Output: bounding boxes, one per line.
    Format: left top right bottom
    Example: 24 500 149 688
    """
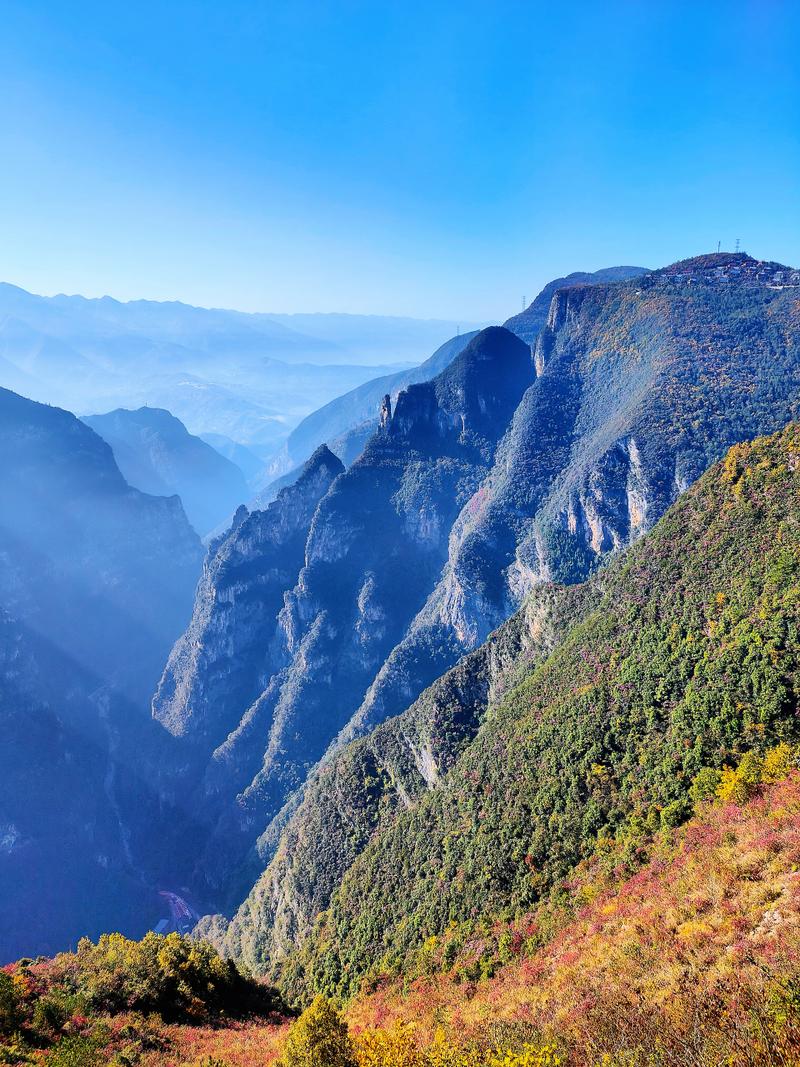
503 265 648 343
179 255 800 946
205 424 800 996
344 256 800 740
155 328 533 904
153 445 344 762
263 331 479 483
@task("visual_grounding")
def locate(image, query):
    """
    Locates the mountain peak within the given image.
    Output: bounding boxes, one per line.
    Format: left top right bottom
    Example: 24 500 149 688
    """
382 324 532 452
300 443 345 480
650 252 798 283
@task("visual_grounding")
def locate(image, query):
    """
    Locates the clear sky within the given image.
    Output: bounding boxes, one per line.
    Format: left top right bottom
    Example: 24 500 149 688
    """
1 0 798 319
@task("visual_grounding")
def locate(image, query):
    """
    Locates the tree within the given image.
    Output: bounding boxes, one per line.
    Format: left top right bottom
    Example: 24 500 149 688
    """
280 996 356 1067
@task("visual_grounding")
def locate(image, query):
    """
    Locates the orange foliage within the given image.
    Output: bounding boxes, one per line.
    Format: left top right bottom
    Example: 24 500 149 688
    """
346 773 800 1064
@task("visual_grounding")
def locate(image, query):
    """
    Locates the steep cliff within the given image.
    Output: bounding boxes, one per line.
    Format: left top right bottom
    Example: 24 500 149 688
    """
259 330 479 487
0 610 161 961
180 255 800 941
153 444 345 759
157 327 533 903
503 265 648 343
0 388 203 959
197 579 597 971
346 255 800 741
0 387 202 705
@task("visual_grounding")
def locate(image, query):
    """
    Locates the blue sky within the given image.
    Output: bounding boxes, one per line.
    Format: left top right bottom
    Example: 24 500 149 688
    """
1 0 798 319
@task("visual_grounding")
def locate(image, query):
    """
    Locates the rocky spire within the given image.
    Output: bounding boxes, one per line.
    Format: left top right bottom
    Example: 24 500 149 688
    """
379 393 392 429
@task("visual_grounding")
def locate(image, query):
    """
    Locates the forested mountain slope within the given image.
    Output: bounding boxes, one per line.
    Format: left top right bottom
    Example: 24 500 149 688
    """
503 264 647 342
204 424 800 998
342 767 800 1066
173 253 800 943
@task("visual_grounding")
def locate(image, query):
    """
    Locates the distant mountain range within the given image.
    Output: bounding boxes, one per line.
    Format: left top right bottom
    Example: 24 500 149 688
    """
0 282 481 454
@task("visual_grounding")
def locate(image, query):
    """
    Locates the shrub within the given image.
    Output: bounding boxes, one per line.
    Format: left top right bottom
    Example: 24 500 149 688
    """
47 1034 103 1066
31 993 70 1035
660 799 688 829
355 1019 423 1066
279 996 356 1067
46 932 281 1022
762 742 800 783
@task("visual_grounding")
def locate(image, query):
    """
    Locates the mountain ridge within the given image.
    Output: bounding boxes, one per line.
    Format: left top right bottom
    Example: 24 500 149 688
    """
82 406 249 536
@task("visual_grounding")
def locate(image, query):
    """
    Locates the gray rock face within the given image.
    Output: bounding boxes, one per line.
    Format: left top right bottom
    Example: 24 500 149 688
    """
174 256 800 941
155 328 533 904
153 445 345 757
345 259 800 742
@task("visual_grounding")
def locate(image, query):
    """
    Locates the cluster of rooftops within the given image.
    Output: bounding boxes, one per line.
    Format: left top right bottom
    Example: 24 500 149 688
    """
645 253 800 288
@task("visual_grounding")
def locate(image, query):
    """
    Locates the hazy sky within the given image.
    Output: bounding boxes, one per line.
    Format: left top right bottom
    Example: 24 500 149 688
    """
1 1 798 319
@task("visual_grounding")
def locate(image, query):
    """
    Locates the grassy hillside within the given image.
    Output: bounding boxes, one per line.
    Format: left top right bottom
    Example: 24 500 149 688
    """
344 764 800 1065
